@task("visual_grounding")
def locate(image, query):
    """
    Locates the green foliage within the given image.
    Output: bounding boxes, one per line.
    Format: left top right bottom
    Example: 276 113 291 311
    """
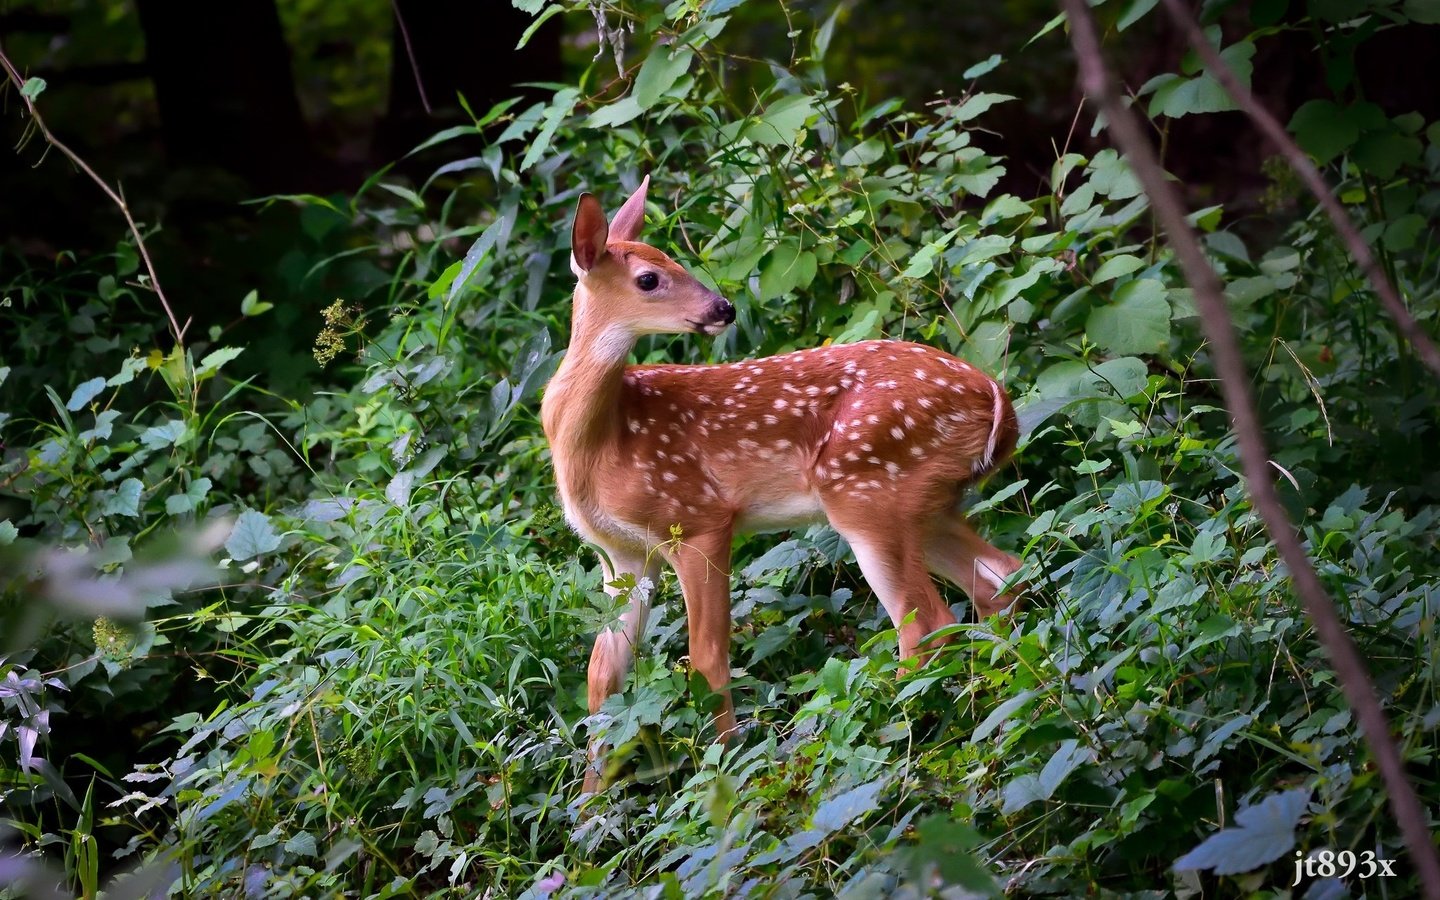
3 0 1439 897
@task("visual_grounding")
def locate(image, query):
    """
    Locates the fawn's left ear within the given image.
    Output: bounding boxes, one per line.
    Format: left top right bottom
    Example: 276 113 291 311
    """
571 192 610 275
607 174 650 244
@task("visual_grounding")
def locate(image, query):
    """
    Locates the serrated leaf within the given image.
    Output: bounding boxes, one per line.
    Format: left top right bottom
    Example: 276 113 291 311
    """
1174 789 1310 875
226 510 281 560
66 377 107 411
283 831 318 857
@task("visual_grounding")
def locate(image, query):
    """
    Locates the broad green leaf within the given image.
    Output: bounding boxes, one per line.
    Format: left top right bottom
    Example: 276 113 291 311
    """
66 377 106 411
165 477 213 516
1288 100 1358 164
20 77 46 101
0 520 16 545
1174 789 1310 875
226 510 282 560
1086 279 1171 354
633 46 693 109
839 137 885 168
745 94 815 146
196 347 244 379
102 479 144 518
1383 213 1426 252
905 816 1001 895
812 778 886 834
904 228 961 279
584 95 642 128
758 241 817 300
1092 254 1144 283
140 419 187 450
284 831 318 857
1001 739 1092 813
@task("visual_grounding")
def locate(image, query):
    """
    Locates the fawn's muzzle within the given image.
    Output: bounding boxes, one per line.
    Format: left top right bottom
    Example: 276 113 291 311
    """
694 296 736 335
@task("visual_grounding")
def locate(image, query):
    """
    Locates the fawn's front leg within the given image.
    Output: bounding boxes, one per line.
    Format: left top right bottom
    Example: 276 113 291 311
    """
667 529 738 739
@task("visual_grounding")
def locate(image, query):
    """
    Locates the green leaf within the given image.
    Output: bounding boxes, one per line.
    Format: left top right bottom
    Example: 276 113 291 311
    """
973 689 1038 742
226 510 282 560
140 419 187 451
1174 789 1310 875
839 137 885 167
633 46 693 109
1086 279 1171 354
195 347 244 379
102 479 144 518
284 831 318 857
905 816 1000 895
1001 739 1092 813
1092 254 1144 283
516 4 564 49
66 377 107 411
165 477 213 516
519 88 579 171
239 289 274 317
963 54 1003 79
758 241 817 300
0 520 17 546
1289 100 1358 164
20 77 46 101
1383 213 1426 252
950 92 1014 122
1118 0 1159 29
1352 128 1422 179
585 96 643 129
904 228 961 278
812 778 886 834
745 94 815 146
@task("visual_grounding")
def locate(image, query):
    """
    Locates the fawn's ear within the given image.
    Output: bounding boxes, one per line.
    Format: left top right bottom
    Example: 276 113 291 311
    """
571 192 610 275
607 174 650 244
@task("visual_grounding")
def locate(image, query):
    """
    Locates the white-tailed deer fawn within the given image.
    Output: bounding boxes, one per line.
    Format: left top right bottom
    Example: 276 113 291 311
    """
541 177 1023 793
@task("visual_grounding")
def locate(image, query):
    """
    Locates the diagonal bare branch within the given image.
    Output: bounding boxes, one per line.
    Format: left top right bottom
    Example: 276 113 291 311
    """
1059 1 1440 894
0 41 185 349
1159 0 1440 379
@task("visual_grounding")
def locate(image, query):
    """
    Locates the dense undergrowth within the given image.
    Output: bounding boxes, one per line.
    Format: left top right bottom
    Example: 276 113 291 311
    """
3 1 1439 897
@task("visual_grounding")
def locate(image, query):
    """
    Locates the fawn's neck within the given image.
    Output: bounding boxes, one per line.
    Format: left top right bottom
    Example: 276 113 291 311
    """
541 289 636 472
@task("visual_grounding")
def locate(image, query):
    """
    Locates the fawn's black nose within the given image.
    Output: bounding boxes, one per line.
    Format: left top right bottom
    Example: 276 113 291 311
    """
714 298 736 325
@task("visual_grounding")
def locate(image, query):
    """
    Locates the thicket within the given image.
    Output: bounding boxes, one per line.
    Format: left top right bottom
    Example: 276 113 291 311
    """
3 1 1438 897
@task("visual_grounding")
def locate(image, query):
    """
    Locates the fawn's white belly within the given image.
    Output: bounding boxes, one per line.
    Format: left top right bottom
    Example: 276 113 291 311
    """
734 485 826 534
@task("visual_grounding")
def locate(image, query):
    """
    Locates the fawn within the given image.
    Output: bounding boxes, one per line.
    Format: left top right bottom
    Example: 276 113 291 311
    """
540 177 1023 792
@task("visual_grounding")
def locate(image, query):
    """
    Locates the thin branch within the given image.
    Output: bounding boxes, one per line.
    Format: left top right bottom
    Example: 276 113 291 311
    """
0 42 185 349
389 0 430 114
1159 0 1440 378
1059 1 1440 894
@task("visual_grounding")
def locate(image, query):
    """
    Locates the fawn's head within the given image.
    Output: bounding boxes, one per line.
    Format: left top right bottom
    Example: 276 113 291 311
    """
570 176 735 338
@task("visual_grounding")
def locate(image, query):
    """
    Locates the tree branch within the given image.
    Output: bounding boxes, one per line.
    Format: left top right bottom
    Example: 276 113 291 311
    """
0 41 185 349
1059 1 1440 894
1159 0 1440 379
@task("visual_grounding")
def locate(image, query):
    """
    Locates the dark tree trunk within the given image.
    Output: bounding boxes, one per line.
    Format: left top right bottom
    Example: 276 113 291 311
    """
378 0 562 160
134 0 319 192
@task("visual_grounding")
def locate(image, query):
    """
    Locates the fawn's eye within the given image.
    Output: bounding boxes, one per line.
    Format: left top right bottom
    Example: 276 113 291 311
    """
635 272 660 292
